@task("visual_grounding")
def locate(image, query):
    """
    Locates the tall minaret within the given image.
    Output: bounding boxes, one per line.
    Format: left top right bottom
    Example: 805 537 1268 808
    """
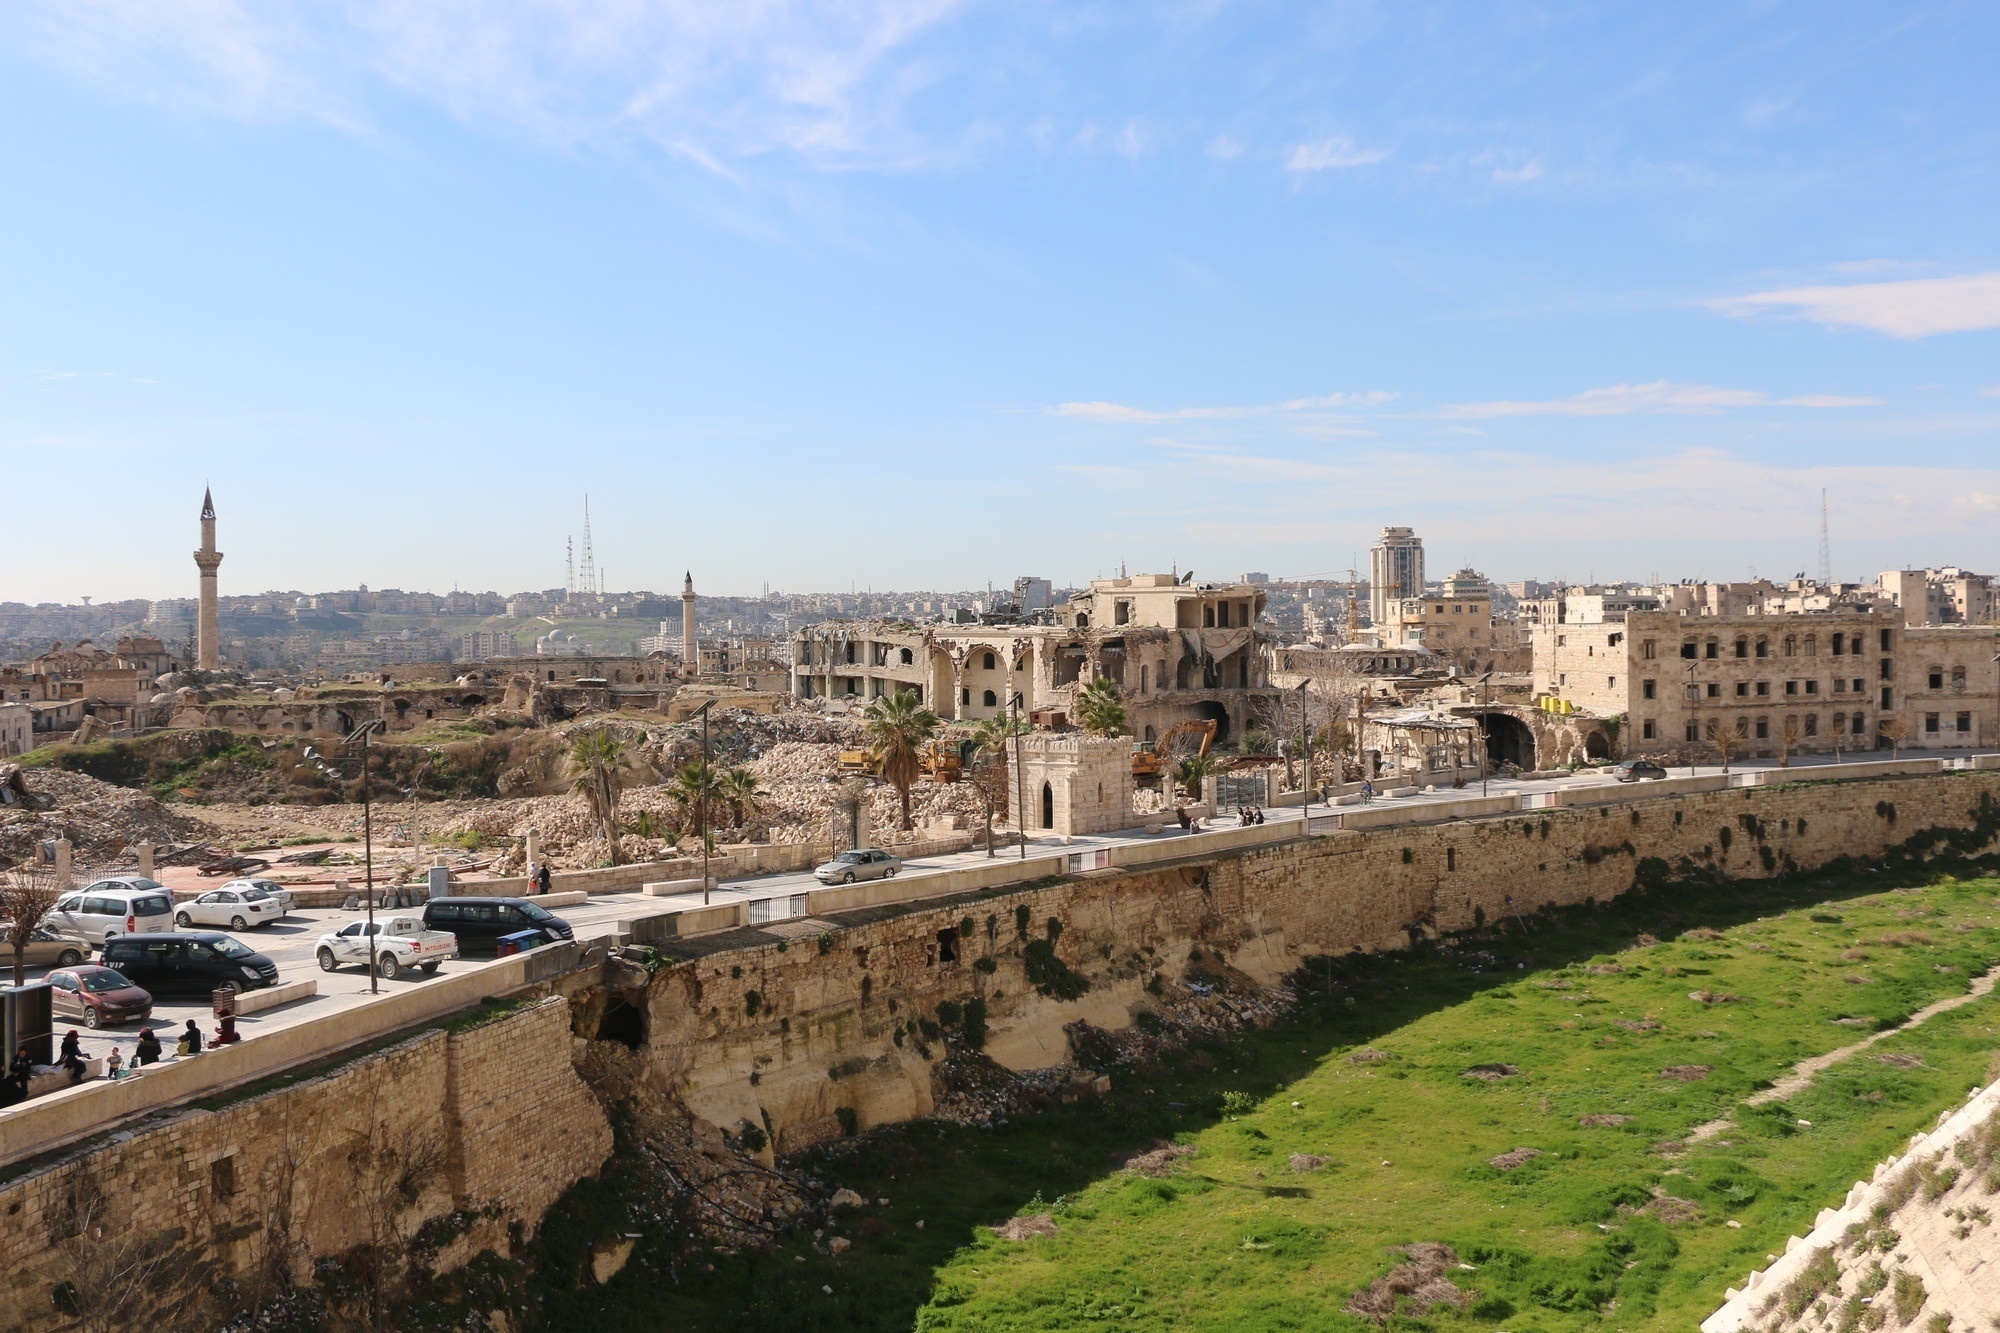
194 488 223 670
681 572 697 678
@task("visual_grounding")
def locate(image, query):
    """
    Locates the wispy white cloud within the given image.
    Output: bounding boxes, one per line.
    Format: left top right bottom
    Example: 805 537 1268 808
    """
1715 272 2000 339
1054 391 1396 423
1982 386 2000 398
12 0 969 169
1285 135 1389 173
1439 381 1881 419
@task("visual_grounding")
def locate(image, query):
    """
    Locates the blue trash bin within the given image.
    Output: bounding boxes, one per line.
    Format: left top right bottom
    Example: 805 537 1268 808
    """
495 930 544 958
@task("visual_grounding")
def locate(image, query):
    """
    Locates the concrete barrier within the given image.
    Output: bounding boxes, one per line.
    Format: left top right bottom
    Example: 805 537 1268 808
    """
643 877 717 897
1337 794 1518 830
233 978 318 1016
531 890 590 908
806 853 1070 915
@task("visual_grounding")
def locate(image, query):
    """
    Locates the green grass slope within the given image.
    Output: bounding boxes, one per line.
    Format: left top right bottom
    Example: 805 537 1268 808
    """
537 862 2000 1333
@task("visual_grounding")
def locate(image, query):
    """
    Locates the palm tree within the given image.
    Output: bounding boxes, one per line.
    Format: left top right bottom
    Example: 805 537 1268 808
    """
965 713 1030 854
1173 752 1221 802
1074 676 1128 737
666 760 723 840
568 729 637 865
863 688 940 831
719 767 764 826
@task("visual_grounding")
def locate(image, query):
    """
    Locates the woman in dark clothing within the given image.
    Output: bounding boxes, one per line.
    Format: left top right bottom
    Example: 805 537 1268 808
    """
181 1019 204 1055
537 863 553 895
59 1031 82 1064
134 1028 163 1066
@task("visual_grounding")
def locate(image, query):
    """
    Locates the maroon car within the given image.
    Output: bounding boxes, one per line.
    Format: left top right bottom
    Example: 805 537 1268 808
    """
45 966 154 1029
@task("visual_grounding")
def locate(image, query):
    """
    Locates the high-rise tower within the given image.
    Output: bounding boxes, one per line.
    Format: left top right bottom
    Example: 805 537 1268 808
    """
681 572 697 677
194 488 223 670
1368 526 1424 627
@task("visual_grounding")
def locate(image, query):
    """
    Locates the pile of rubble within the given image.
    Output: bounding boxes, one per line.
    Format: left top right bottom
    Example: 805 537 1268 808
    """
0 764 221 867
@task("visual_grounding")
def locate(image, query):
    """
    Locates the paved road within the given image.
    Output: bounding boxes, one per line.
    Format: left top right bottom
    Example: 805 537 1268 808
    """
29 745 1993 1071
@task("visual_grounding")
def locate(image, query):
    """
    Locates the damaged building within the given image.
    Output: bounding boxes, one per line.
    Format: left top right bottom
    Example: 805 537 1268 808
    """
791 573 1278 744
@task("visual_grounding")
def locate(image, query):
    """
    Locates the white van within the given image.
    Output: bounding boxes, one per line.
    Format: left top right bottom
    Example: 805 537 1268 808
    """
45 877 177 946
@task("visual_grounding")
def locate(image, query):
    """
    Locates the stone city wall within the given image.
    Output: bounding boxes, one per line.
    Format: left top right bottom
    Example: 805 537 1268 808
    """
640 771 2000 1153
0 996 611 1333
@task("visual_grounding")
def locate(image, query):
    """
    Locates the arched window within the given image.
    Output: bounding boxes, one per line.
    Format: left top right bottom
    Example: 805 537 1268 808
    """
982 689 997 707
1734 638 1748 658
1076 613 1089 629
1139 665 1149 693
1755 639 1769 658
899 647 913 665
1804 636 1817 657
1143 725 1156 742
1041 782 1055 829
982 652 996 670
1784 636 1797 657
1951 666 1966 688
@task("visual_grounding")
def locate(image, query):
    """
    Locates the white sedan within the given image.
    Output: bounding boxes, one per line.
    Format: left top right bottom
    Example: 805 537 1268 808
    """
216 877 297 912
174 885 288 931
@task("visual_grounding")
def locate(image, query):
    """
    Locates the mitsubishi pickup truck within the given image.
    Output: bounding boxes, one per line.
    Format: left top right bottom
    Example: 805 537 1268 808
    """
314 915 459 979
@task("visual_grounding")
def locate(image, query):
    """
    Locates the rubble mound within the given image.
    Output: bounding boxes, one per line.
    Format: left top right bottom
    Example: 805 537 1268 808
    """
1487 1147 1542 1171
0 765 220 867
1461 1063 1520 1082
1660 1064 1713 1082
1579 1113 1632 1127
1287 1153 1332 1173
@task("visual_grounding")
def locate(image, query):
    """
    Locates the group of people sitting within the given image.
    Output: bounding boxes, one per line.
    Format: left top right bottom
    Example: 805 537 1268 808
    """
1235 806 1268 825
1 1021 210 1108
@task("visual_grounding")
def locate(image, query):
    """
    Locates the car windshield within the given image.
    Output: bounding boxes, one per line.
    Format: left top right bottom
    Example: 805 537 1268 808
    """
210 937 255 959
240 889 271 901
835 852 867 863
82 971 133 993
520 903 555 923
123 878 165 891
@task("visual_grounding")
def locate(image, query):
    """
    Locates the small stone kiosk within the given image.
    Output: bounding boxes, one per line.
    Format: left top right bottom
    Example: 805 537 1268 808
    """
1010 733 1134 837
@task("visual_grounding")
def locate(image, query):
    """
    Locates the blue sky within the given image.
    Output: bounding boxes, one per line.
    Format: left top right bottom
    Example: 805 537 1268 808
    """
5 1 1998 604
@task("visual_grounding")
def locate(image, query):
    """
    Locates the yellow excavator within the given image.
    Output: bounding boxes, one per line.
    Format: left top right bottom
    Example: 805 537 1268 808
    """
1132 719 1217 789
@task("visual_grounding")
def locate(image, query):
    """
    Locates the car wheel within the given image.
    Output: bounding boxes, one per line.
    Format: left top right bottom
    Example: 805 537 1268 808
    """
378 955 401 980
421 961 440 974
83 1008 102 1030
229 916 248 932
885 866 899 877
175 912 193 928
317 948 338 972
56 949 82 968
840 872 856 885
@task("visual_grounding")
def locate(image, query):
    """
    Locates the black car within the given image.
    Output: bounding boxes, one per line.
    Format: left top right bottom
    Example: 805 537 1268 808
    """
101 932 280 995
1609 760 1670 782
421 897 574 956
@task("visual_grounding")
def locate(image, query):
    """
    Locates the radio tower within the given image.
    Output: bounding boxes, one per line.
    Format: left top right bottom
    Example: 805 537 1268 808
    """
578 496 598 597
1817 489 1832 586
565 537 575 598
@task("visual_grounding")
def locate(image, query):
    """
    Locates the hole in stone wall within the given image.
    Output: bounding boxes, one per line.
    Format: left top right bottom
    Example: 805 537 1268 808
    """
595 998 645 1049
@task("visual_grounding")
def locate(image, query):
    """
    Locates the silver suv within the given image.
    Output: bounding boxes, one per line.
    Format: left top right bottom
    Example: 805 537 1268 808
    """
813 849 903 885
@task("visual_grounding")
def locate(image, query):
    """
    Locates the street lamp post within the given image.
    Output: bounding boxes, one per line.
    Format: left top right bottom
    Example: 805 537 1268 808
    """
691 699 716 905
1010 691 1027 859
1294 679 1312 821
344 720 386 994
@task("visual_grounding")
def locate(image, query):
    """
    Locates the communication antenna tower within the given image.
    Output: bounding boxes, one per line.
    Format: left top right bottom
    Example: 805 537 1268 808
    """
565 537 574 598
578 496 598 597
1817 489 1832 586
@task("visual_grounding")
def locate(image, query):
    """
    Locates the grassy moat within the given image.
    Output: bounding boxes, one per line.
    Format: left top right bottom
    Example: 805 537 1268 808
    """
537 854 2000 1332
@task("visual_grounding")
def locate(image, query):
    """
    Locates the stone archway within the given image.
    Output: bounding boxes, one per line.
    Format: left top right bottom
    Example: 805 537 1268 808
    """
1584 732 1611 761
1042 781 1055 830
1477 712 1536 768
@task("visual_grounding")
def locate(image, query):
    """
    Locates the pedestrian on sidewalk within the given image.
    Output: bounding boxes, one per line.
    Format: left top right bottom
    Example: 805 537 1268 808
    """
536 862 553 896
1360 780 1376 804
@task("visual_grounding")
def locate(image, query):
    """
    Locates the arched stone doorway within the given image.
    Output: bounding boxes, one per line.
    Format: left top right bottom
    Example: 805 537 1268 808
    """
1478 712 1536 769
1194 700 1232 746
1584 732 1610 761
1041 781 1055 830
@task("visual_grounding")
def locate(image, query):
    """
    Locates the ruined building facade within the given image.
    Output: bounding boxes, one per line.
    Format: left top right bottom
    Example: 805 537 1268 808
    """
792 574 1278 744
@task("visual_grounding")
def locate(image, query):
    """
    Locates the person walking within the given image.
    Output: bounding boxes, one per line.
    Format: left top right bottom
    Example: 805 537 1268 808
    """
1360 779 1376 804
134 1028 162 1066
536 862 553 896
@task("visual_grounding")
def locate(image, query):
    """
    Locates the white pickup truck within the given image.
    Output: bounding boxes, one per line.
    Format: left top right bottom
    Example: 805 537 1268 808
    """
314 915 459 979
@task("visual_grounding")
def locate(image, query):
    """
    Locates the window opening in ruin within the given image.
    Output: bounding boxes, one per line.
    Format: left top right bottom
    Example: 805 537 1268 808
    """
982 689 997 707
1705 641 1719 659
1642 680 1657 699
1681 641 1696 659
1756 639 1769 658
1734 638 1747 658
1642 639 1656 659
1929 670 1944 689
1957 711 1971 733
1041 782 1055 829
1926 712 1940 733
1881 629 1893 651
1756 718 1769 738
211 1155 237 1199
936 928 959 964
983 652 996 670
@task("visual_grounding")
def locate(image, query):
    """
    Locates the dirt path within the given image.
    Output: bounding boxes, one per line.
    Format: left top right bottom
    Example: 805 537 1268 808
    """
1685 964 2000 1143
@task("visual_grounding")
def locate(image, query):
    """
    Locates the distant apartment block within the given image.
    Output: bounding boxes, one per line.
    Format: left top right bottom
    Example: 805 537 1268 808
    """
459 631 521 662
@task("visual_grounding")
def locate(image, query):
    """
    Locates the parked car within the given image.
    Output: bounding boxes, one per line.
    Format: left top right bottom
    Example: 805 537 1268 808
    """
813 849 902 885
45 965 153 1028
420 897 573 956
44 879 176 945
175 885 288 931
215 877 296 913
0 923 90 969
100 932 279 995
1609 760 1670 783
315 915 459 979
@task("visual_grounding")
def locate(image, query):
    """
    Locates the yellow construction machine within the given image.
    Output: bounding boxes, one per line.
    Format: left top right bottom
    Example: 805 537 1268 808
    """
1132 719 1217 788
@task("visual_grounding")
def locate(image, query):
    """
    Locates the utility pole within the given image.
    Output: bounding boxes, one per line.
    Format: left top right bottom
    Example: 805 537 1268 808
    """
691 698 715 904
1295 680 1312 820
